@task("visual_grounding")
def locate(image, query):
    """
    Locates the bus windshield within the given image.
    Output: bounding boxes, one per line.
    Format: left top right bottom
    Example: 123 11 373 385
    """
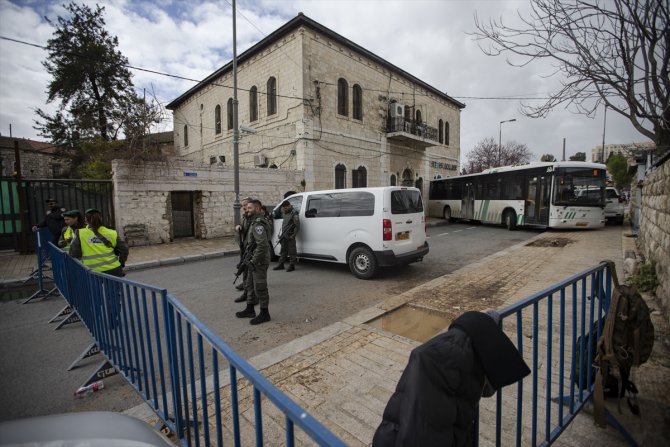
553 167 605 206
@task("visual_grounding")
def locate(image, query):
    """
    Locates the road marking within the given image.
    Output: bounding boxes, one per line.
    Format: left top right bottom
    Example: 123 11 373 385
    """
438 233 449 236
466 227 477 230
454 230 463 233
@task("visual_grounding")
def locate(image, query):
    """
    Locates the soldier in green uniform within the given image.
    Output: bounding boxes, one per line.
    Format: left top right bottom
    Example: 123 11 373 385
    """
235 199 272 325
234 197 254 301
273 201 300 272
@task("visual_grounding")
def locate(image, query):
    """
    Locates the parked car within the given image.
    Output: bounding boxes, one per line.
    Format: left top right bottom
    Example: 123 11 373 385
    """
271 186 429 279
576 186 624 225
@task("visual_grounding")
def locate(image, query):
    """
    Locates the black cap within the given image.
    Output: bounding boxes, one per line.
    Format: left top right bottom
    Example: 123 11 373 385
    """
45 198 57 203
85 208 101 215
63 210 81 217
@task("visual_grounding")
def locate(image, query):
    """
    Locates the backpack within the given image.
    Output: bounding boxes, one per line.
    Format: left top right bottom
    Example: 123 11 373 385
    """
593 260 654 426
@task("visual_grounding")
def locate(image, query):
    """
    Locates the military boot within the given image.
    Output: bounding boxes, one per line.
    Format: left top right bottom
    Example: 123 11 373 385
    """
273 263 285 271
286 264 295 272
235 304 256 318
250 308 271 325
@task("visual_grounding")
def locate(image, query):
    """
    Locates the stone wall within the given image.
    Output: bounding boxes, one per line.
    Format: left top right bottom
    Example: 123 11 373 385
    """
112 159 303 245
0 147 69 178
638 157 670 314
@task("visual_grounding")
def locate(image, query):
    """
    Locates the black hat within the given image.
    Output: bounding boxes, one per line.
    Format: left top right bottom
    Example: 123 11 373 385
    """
63 209 81 217
85 208 101 215
45 198 57 203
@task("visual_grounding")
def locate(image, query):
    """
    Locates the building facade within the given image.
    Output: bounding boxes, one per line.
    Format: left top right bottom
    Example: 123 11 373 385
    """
0 136 69 179
167 14 464 195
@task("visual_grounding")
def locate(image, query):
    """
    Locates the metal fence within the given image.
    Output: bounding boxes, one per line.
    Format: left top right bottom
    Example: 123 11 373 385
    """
474 261 620 446
0 178 113 252
48 243 346 447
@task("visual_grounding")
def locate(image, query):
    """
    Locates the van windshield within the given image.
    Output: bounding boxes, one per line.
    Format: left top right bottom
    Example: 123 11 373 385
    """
391 190 423 214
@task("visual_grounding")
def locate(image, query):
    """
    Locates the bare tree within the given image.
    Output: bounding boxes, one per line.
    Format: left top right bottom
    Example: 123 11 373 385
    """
473 0 669 151
466 137 534 173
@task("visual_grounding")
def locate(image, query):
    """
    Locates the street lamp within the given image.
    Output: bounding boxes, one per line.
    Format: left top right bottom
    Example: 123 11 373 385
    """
498 118 517 167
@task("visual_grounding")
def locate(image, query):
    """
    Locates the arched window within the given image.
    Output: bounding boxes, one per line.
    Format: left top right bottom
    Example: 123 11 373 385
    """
352 84 363 120
249 86 258 122
337 78 348 116
438 119 444 144
215 105 222 134
352 166 367 188
415 109 422 123
227 98 233 130
335 163 346 189
183 125 188 146
445 121 450 146
267 77 277 116
404 105 411 121
390 174 397 186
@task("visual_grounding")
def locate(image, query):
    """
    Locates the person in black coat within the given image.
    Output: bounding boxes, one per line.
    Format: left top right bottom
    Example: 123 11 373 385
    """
373 311 530 447
32 198 66 243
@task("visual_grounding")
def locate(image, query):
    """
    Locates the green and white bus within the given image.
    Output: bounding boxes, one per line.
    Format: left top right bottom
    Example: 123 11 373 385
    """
427 161 607 230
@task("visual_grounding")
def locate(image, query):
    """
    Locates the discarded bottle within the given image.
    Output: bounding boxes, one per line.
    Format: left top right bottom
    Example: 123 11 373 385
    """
74 380 104 398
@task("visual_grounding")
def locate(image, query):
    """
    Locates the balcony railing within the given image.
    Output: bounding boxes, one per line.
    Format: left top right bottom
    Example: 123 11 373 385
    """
386 117 439 144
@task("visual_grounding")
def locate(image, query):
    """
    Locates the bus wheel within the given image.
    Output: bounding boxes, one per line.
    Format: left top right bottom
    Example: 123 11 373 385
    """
348 247 377 279
504 210 517 231
443 206 453 222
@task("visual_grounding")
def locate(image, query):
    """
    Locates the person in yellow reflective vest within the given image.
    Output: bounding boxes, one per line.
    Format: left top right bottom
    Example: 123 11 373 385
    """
58 209 85 252
69 208 129 277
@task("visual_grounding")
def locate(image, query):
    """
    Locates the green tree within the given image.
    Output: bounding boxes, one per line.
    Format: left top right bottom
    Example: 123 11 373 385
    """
569 152 587 161
473 0 669 153
607 154 633 190
540 154 556 162
34 2 161 176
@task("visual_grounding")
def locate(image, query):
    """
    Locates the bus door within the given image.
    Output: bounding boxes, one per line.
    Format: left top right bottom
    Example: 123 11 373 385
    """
462 182 475 219
524 175 550 225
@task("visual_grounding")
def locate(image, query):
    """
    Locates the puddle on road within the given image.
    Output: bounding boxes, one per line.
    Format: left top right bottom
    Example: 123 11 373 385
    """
368 305 452 343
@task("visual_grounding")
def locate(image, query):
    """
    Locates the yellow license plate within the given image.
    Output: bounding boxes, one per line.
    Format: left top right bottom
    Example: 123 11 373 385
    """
396 232 409 240
576 222 588 227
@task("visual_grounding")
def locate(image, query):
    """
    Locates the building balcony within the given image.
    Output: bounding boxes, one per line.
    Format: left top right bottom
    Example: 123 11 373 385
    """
386 117 439 149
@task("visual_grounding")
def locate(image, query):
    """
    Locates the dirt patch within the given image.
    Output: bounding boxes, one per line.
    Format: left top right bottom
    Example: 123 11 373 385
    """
526 237 573 247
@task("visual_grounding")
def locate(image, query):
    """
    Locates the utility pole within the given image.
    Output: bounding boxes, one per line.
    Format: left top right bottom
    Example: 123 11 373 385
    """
601 104 607 163
232 0 241 227
562 138 566 161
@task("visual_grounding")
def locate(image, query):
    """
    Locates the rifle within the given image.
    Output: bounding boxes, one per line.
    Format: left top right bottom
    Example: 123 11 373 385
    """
273 220 296 249
233 240 256 284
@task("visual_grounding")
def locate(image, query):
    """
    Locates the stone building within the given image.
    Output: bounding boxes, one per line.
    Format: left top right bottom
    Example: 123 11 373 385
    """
166 13 464 195
0 136 70 179
590 142 655 164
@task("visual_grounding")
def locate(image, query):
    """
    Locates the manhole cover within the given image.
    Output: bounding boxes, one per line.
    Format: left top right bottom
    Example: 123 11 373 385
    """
368 305 451 343
526 238 572 247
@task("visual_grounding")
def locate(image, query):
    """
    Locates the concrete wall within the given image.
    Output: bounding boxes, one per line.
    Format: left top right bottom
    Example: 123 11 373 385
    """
638 157 670 315
112 159 303 246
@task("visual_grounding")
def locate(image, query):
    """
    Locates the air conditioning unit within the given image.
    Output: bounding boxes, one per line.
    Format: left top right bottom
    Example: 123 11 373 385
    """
254 154 267 167
389 103 404 118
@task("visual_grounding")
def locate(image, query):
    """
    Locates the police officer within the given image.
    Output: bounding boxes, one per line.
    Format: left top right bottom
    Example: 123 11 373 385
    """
69 208 129 277
235 199 272 325
32 198 66 243
234 196 253 294
273 200 300 272
58 209 85 252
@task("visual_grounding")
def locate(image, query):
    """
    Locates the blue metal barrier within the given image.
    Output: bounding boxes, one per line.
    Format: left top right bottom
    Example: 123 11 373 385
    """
23 228 59 303
477 261 615 447
48 243 346 446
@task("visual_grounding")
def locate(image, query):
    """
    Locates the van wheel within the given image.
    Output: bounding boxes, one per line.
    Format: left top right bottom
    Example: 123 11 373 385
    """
504 210 517 231
348 247 377 280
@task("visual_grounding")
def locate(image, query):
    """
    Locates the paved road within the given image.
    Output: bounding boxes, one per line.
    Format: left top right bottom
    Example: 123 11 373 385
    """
0 223 537 422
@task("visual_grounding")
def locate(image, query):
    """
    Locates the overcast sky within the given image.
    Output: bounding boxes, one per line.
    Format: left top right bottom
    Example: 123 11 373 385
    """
0 0 650 166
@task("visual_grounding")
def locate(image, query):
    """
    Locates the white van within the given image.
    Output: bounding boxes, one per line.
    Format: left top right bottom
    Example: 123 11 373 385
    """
271 187 429 279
